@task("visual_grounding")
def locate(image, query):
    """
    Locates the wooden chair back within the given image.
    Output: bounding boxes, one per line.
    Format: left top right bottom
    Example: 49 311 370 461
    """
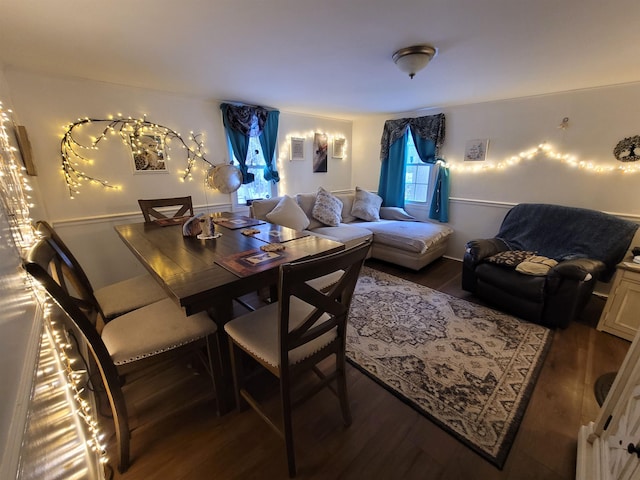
138 196 194 223
34 220 100 316
23 238 131 468
228 239 370 477
278 240 370 368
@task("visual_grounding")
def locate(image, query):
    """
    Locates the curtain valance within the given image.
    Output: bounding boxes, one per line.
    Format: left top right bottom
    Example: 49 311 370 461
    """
380 113 445 163
220 103 280 184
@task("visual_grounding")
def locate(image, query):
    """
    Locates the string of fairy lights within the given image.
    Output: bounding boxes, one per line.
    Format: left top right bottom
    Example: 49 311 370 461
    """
447 142 640 174
0 101 36 251
61 114 211 198
1 101 107 473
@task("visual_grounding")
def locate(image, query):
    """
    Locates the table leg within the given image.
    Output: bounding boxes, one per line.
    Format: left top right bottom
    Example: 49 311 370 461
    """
207 300 236 415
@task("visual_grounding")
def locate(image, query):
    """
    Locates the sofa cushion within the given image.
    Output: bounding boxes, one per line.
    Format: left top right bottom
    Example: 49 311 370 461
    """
266 195 310 231
251 197 281 220
351 187 382 221
356 220 453 254
380 206 415 221
310 224 372 248
295 193 324 230
335 193 357 223
312 187 343 227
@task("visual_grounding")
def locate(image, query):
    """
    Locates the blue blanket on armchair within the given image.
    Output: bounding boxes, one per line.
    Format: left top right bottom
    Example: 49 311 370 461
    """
496 203 638 282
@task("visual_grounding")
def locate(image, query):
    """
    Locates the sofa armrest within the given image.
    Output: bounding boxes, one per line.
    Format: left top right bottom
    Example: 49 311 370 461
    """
548 258 606 282
464 238 509 265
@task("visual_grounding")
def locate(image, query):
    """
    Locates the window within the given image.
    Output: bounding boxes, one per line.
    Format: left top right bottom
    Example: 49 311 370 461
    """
228 135 277 207
404 133 432 203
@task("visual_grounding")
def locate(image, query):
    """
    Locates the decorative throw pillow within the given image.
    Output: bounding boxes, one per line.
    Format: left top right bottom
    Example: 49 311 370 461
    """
266 195 310 231
516 255 559 276
379 206 416 221
351 186 383 222
312 187 343 226
486 250 536 267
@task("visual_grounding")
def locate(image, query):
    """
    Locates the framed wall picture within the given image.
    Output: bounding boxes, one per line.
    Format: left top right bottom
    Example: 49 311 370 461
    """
130 134 168 173
332 137 345 159
290 137 305 161
313 133 328 172
464 138 489 162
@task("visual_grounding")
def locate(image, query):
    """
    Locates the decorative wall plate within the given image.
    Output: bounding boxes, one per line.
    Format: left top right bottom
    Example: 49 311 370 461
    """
614 136 640 162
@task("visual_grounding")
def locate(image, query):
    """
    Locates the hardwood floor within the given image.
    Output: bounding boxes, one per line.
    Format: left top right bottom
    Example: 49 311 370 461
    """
106 257 630 480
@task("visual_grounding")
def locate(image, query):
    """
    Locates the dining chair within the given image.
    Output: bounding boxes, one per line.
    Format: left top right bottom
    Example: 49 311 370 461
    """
34 220 167 322
224 239 371 477
23 237 224 473
138 196 194 223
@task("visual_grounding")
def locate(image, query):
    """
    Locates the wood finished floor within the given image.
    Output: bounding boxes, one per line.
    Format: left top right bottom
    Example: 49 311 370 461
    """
106 257 630 480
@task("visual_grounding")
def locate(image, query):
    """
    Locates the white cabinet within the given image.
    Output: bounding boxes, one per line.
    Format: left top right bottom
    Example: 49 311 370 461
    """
597 263 640 341
577 327 640 480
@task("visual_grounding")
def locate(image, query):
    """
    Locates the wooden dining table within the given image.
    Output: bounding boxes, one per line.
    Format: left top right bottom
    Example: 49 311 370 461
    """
114 212 344 412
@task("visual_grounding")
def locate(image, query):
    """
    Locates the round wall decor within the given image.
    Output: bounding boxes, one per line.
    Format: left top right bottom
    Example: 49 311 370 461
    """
613 136 640 162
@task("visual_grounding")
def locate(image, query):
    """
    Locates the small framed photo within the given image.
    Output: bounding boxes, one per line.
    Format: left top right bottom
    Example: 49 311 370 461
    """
332 137 345 159
290 137 305 161
464 139 489 162
130 134 168 173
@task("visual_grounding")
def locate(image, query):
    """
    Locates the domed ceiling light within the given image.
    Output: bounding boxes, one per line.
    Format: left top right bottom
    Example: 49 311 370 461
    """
392 45 437 79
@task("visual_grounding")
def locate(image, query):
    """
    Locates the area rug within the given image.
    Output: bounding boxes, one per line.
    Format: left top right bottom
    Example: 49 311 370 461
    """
346 267 553 468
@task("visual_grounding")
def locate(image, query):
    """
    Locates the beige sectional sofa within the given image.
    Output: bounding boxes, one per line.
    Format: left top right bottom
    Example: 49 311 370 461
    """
249 188 453 271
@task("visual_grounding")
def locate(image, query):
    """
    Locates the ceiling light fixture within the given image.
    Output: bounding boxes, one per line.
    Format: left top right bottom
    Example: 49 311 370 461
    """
392 45 437 79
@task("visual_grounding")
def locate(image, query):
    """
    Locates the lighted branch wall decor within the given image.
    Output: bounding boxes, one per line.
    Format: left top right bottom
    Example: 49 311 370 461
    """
61 115 211 198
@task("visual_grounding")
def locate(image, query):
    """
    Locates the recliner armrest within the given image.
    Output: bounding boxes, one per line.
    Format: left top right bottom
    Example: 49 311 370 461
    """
464 238 509 265
548 258 606 282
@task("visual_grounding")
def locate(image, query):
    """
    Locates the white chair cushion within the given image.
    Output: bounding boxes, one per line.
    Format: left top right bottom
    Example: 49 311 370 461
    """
306 270 344 292
224 298 336 368
94 273 167 319
101 298 217 365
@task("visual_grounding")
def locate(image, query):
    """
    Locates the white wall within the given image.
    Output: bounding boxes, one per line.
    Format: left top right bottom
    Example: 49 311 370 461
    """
276 112 352 195
353 83 640 261
4 68 353 288
0 65 42 479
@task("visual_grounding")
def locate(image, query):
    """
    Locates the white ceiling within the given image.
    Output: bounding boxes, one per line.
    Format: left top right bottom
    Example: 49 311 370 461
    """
1 0 639 119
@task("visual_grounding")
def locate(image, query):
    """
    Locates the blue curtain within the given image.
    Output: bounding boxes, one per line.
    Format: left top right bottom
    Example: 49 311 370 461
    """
410 128 449 222
258 110 280 183
377 129 408 208
378 113 448 222
220 103 280 185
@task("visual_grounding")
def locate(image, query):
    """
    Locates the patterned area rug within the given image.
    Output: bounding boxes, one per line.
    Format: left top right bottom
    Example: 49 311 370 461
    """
346 267 553 468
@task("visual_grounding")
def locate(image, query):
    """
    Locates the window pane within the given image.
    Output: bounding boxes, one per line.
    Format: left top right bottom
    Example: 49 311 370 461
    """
404 134 431 204
235 136 273 205
415 165 430 184
405 165 417 184
414 183 428 202
404 184 416 202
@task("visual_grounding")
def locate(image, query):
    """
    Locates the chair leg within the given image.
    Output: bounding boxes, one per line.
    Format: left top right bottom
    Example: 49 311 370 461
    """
280 371 297 477
336 350 352 426
205 334 225 416
228 339 248 411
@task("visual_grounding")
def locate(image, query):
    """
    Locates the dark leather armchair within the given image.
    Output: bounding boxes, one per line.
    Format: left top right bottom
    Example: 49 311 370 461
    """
462 203 638 328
